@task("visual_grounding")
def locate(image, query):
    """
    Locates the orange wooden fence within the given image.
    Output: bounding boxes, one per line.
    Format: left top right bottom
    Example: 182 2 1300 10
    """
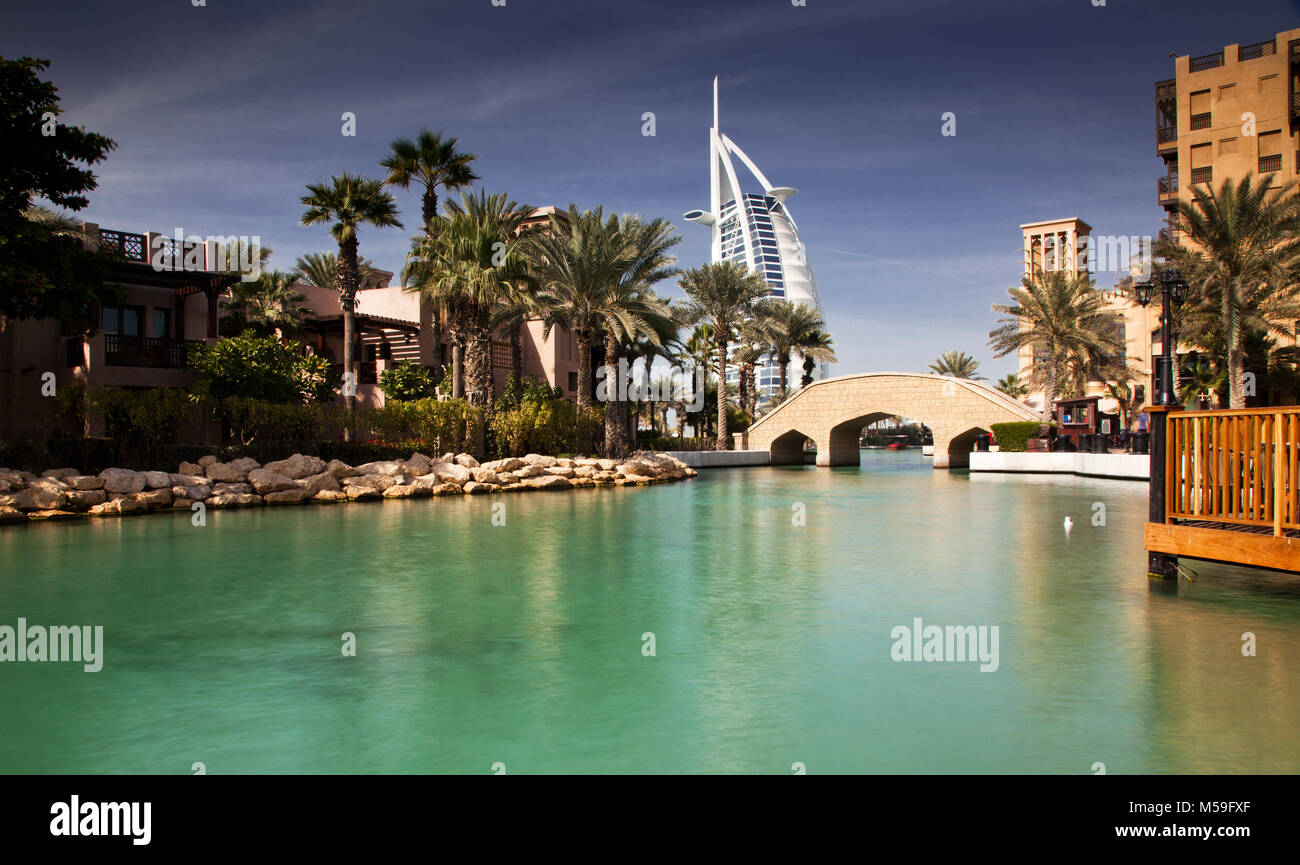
1165 407 1300 536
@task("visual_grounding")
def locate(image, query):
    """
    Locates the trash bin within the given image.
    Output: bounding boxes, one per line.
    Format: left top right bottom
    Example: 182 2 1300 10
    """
1076 433 1091 452
976 433 991 452
1132 432 1149 455
1091 433 1108 454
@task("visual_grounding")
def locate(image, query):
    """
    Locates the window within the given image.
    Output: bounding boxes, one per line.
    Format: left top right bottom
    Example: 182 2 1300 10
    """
1258 130 1283 173
491 341 511 369
568 371 578 393
151 308 170 339
1218 83 1235 99
101 305 142 336
1219 137 1239 155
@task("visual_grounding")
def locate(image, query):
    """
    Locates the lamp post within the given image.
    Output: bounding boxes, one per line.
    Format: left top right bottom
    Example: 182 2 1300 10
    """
1135 267 1188 406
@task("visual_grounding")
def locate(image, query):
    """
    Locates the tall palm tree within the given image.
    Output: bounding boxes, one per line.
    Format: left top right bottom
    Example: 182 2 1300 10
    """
678 261 772 449
987 269 1122 422
404 190 536 407
1160 172 1300 408
1177 357 1227 410
381 130 480 380
929 350 983 380
764 300 834 402
300 173 403 422
799 327 836 387
293 252 374 292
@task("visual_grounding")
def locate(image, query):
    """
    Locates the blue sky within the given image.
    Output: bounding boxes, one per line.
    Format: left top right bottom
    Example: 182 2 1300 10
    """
5 0 1300 378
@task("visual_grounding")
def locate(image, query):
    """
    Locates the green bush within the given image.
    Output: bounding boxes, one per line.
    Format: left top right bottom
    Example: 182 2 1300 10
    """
189 333 335 403
991 421 1044 452
379 360 436 402
220 397 348 445
363 398 485 455
489 399 602 456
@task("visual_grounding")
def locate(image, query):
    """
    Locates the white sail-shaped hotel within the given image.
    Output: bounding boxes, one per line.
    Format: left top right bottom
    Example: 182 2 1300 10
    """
684 77 829 402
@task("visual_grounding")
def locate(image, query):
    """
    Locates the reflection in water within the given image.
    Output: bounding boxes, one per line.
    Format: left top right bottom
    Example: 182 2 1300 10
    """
0 451 1297 773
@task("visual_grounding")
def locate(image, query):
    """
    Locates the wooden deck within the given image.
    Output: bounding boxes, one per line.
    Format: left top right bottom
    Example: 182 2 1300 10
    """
1148 406 1300 573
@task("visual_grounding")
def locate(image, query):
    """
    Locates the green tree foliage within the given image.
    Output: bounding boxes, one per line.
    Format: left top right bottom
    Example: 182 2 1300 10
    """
379 360 436 402
188 333 334 404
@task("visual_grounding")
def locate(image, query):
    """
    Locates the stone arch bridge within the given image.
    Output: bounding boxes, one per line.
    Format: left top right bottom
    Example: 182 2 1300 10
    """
745 372 1039 469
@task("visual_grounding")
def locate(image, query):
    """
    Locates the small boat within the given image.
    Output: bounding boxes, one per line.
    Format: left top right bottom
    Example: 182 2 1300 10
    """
886 435 909 450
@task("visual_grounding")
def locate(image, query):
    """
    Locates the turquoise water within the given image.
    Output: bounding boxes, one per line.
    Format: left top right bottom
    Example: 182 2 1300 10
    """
1 451 1298 774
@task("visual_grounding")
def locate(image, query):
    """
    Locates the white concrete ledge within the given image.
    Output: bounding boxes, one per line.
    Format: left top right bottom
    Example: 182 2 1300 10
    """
968 451 1149 481
662 450 771 468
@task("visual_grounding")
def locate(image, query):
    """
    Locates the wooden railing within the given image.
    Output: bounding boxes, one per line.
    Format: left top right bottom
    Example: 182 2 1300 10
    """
1166 407 1300 536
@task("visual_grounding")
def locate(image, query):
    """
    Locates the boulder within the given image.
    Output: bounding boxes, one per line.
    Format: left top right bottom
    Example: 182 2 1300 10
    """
0 506 27 522
429 463 472 484
523 475 571 490
172 498 195 510
596 459 617 471
197 455 219 467
100 468 146 494
205 493 262 508
178 461 205 476
168 473 209 487
382 484 419 499
3 485 66 511
212 482 253 495
67 490 107 509
229 457 260 474
204 462 246 483
471 467 501 484
133 489 174 509
430 482 462 496
348 473 397 492
521 454 557 468
619 474 655 485
515 465 546 479
573 458 601 467
483 457 525 473
89 497 144 516
570 477 596 488
63 475 103 491
0 479 9 494
324 459 359 480
343 485 381 501
544 466 575 478
495 471 518 483
142 471 173 489
0 469 24 487
41 467 79 480
27 509 80 521
454 453 480 468
299 471 340 494
556 458 574 468
572 466 596 478
264 488 311 504
247 468 299 495
403 453 433 476
263 453 326 480
354 460 405 477
313 489 347 503
462 481 495 494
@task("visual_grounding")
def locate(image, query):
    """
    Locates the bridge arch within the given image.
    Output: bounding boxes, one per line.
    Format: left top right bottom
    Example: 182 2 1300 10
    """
746 372 1039 469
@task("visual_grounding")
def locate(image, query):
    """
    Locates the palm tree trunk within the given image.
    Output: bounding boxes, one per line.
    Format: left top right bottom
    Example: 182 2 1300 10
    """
575 328 593 408
716 339 729 450
337 236 360 440
778 351 790 403
1041 358 1057 424
451 344 464 399
1228 318 1245 408
603 331 629 459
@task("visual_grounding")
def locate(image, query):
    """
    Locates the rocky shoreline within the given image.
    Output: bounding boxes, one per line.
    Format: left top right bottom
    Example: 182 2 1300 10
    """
0 451 698 524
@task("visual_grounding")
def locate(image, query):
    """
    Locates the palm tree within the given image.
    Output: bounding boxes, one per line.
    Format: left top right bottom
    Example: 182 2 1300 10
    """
995 373 1028 400
1160 172 1300 408
799 327 836 387
1178 357 1227 410
300 173 403 422
988 269 1123 422
293 252 374 292
381 130 480 380
404 190 536 407
929 350 984 380
764 300 834 402
677 261 771 450
223 269 306 337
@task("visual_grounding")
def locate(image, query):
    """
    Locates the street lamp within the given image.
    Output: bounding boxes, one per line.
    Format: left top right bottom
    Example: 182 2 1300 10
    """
1135 267 1188 406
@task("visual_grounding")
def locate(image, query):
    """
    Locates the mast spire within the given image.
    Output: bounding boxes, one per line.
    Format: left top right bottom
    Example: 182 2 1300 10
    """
712 76 719 131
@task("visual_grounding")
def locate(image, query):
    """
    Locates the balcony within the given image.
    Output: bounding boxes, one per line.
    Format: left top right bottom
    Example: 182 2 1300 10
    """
1155 79 1177 151
1157 174 1179 202
1189 112 1212 130
1260 153 1283 173
1239 39 1276 62
1190 166 1213 186
98 229 146 263
1190 51 1224 72
103 334 200 368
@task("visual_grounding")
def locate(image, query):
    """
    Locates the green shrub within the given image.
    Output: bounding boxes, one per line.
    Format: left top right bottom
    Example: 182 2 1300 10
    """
991 421 1043 452
489 399 602 456
363 398 485 455
220 397 347 445
189 333 335 403
379 360 436 402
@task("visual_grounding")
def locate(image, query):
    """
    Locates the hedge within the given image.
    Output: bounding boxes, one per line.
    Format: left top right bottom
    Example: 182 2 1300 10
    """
489 399 602 457
362 398 485 456
991 422 1045 452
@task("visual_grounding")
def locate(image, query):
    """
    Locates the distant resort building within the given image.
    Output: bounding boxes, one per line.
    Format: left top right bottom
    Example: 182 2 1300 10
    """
684 78 829 403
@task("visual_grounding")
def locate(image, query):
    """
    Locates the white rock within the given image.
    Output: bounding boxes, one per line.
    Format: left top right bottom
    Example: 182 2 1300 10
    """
100 468 146 494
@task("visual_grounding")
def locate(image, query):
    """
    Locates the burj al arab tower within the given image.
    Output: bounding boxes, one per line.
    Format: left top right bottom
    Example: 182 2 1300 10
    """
683 77 829 401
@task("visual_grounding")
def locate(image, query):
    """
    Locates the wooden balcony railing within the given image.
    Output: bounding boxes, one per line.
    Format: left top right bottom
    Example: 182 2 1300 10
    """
1190 166 1213 185
1166 407 1300 536
103 334 200 368
1189 112 1212 130
1259 153 1283 174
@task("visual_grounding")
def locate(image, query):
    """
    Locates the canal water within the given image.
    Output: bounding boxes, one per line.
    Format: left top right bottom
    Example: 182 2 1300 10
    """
1 451 1297 774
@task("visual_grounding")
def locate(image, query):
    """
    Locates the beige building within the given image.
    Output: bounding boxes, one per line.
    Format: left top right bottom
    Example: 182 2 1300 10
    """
1156 28 1300 240
1015 218 1160 422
